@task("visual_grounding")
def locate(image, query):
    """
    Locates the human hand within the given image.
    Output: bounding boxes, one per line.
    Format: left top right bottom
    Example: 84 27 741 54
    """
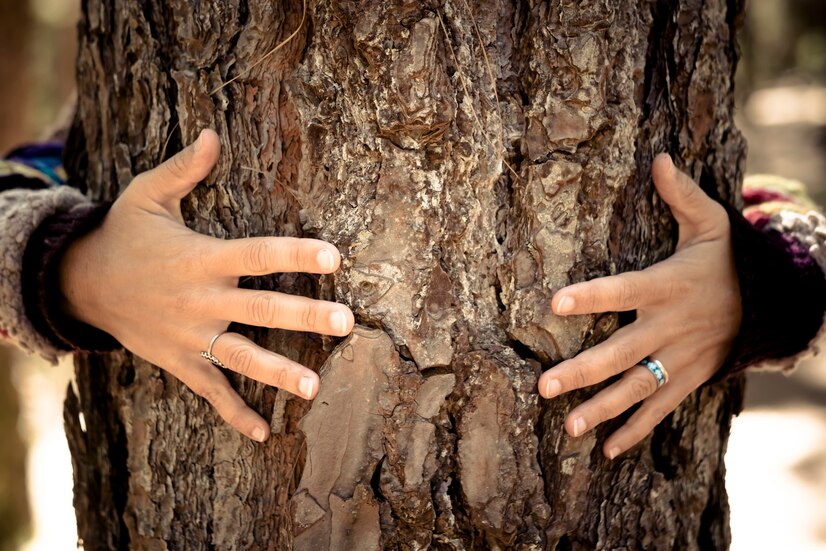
537 154 741 459
59 129 354 442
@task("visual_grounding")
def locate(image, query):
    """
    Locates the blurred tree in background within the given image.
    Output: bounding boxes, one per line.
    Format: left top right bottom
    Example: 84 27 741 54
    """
737 0 826 206
0 0 77 548
739 0 826 90
0 1 34 547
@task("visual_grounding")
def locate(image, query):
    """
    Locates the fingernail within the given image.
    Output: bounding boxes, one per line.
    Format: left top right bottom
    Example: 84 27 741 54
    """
299 376 315 400
317 249 335 272
663 153 673 172
556 296 574 315
544 378 562 398
330 310 348 335
252 426 267 442
572 417 587 437
607 446 621 460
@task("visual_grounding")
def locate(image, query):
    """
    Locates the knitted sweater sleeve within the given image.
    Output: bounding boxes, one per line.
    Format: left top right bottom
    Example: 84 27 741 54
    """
716 175 826 379
0 144 117 364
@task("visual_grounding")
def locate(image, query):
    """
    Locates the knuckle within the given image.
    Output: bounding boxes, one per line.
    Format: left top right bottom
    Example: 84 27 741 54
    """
288 240 308 272
578 287 597 312
611 342 639 369
174 289 202 314
682 179 702 203
592 402 615 425
199 383 225 409
301 304 318 332
628 377 655 403
249 293 280 327
670 276 693 301
224 408 246 432
227 344 256 377
273 365 289 389
168 151 189 180
649 407 670 426
243 240 272 274
178 245 212 275
567 362 591 390
667 319 692 341
617 279 640 310
624 417 653 440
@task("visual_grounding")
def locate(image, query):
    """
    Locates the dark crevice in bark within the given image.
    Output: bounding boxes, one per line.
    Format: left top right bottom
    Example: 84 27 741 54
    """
641 2 670 122
370 455 387 503
65 355 132 551
421 365 454 379
116 362 135 387
700 163 724 203
64 112 90 194
650 413 681 481
99 363 132 551
493 277 507 314
698 478 726 551
508 338 547 370
160 114 182 163
726 0 746 97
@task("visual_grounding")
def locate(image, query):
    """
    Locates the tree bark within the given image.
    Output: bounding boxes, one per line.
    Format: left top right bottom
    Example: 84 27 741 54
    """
64 1 747 549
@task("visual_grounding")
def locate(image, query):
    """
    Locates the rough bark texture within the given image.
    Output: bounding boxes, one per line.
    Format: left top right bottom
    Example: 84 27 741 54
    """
65 1 747 549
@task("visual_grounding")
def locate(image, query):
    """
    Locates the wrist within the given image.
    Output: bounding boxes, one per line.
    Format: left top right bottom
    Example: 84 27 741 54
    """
58 223 106 329
22 201 120 352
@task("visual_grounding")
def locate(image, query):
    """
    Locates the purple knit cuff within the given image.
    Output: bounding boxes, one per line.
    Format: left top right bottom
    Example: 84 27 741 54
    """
713 202 826 380
22 202 121 353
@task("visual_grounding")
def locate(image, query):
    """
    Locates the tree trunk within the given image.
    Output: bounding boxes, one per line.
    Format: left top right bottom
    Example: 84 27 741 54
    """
64 1 747 549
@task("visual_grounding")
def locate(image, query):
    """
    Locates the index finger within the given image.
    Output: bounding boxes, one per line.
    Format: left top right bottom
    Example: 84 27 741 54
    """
553 266 674 316
206 236 342 277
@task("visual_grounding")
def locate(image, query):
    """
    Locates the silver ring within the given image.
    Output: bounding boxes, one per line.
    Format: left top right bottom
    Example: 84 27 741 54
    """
200 332 227 369
641 357 669 388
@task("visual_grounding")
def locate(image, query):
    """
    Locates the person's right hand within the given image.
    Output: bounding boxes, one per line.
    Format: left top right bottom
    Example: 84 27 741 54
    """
59 129 354 442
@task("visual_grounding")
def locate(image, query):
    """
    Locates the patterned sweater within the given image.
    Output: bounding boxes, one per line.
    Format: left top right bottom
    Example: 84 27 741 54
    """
0 143 114 363
2 144 826 376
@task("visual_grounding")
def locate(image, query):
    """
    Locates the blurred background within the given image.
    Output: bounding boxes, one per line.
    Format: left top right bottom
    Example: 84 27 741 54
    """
0 0 825 549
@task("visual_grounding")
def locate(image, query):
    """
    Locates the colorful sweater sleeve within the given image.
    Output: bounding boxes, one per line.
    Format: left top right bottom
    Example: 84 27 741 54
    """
717 175 826 378
0 143 117 364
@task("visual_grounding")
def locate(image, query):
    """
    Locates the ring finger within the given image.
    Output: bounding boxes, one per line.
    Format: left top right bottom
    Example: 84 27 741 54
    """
564 352 673 438
207 331 319 400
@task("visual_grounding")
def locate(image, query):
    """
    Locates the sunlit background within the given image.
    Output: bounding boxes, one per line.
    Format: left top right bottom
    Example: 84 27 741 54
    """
1 0 825 549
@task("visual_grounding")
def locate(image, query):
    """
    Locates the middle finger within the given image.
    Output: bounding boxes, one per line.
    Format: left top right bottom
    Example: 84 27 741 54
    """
538 318 664 399
564 359 665 437
214 289 354 336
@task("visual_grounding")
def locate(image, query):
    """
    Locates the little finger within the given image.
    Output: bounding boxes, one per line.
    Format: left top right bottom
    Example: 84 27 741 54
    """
602 363 700 459
176 362 271 442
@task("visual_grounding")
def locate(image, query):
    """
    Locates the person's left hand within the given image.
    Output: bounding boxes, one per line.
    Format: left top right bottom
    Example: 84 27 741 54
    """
537 153 742 459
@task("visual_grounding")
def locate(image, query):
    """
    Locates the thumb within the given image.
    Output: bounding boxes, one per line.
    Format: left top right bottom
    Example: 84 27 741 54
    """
651 153 720 238
127 129 220 212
